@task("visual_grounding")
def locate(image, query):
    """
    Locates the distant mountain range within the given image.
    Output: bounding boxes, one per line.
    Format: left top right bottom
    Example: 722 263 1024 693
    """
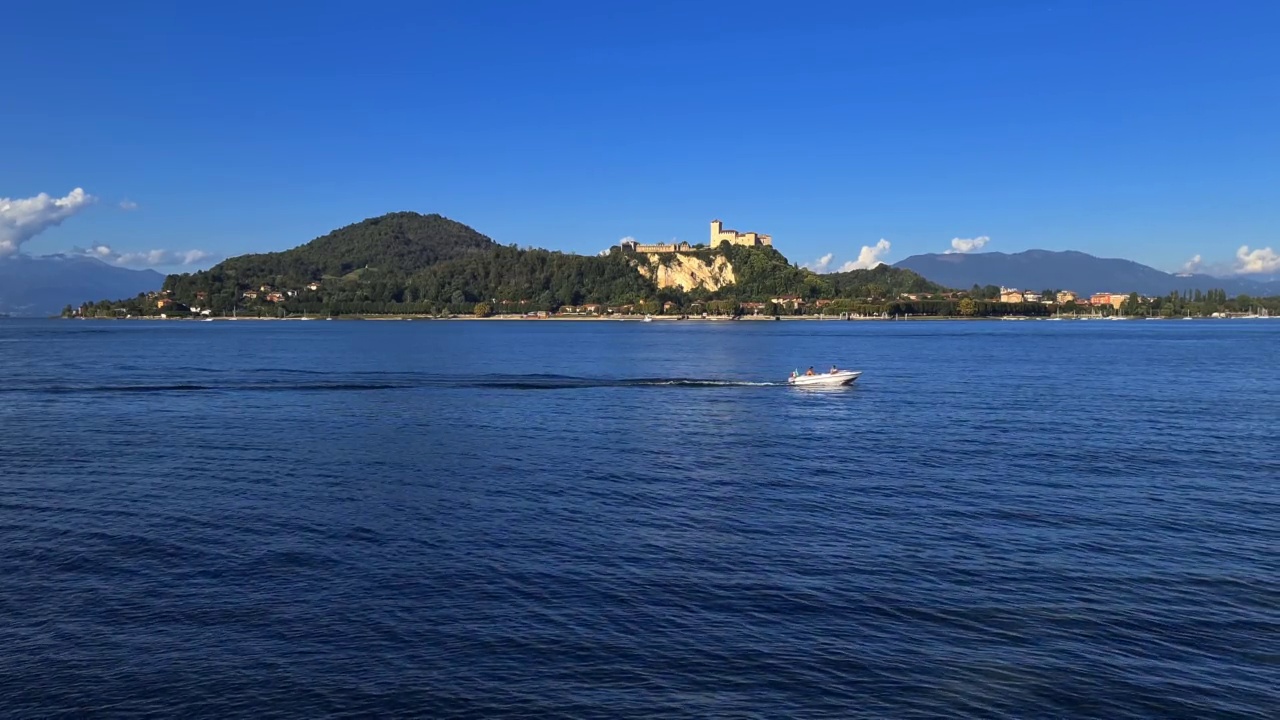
0 255 164 316
894 250 1280 297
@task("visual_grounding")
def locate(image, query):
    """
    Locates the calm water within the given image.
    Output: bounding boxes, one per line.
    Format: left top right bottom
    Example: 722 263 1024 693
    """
1 318 1277 718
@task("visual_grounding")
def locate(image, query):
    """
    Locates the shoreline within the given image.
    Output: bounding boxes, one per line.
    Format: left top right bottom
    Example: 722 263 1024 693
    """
62 313 1242 323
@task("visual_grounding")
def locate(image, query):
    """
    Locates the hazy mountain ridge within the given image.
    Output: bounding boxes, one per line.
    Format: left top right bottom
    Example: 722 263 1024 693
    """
0 255 164 316
895 250 1280 297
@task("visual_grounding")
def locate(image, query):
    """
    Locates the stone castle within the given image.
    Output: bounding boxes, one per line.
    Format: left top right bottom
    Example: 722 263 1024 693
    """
620 220 773 254
710 219 771 248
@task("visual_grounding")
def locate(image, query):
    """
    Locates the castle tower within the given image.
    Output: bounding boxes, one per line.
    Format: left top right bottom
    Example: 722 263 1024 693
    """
711 218 772 247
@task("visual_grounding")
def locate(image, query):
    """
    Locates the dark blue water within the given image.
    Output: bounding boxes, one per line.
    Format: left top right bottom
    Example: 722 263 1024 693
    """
2 318 1277 718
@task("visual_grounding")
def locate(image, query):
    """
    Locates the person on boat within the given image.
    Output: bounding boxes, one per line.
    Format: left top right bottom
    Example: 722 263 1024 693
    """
805 366 816 376
829 365 839 374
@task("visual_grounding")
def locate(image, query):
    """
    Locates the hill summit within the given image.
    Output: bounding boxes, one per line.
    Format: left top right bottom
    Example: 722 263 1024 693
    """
202 212 498 284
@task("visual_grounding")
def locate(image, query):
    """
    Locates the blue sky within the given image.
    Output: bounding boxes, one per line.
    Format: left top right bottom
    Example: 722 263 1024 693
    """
2 0 1277 275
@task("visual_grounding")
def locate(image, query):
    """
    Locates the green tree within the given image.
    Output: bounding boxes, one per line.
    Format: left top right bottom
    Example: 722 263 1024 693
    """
1126 291 1141 311
958 297 976 316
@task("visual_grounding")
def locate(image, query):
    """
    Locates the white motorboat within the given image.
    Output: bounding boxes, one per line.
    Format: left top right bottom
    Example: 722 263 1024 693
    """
787 370 862 387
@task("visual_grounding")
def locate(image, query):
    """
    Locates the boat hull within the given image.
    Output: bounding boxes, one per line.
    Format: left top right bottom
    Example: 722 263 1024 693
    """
787 370 861 387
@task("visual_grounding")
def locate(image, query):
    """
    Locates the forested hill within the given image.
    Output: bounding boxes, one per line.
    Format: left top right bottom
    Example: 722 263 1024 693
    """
175 212 497 289
87 212 949 316
825 263 942 299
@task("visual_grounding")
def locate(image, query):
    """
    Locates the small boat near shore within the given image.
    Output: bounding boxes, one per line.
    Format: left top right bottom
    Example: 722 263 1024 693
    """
787 370 862 387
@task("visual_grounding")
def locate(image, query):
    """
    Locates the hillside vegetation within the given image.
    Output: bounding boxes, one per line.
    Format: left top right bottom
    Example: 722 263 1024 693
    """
175 212 496 289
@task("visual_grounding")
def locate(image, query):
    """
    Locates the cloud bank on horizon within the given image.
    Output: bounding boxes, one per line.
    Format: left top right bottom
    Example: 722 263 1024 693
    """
0 188 96 257
1235 246 1280 275
805 252 835 272
77 244 217 269
842 239 891 271
945 236 990 254
805 240 892 272
1178 248 1278 277
1 187 214 268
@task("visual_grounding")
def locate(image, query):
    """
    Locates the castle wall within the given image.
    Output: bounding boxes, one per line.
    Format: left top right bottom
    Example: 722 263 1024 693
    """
634 242 692 254
623 221 773 254
710 220 772 247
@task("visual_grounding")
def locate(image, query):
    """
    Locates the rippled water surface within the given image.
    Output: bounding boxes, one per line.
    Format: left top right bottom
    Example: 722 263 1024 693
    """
2 318 1277 718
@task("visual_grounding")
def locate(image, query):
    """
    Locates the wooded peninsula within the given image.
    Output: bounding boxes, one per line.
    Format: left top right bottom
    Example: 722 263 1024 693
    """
69 212 1279 320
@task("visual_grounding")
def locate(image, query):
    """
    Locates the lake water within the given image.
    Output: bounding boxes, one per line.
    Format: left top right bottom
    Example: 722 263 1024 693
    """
1 318 1277 718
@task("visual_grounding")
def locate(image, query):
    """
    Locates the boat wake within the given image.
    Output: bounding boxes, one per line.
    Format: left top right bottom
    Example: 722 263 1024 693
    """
472 375 782 390
3 373 788 396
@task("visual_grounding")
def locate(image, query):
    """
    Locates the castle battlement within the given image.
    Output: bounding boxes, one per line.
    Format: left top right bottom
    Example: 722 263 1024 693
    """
618 219 774 254
620 239 693 254
634 241 693 253
711 219 771 248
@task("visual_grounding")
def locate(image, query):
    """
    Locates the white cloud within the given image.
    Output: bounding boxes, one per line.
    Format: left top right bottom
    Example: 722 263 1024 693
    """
78 244 217 268
84 245 115 260
1235 245 1280 275
0 188 97 257
1182 254 1203 273
601 236 639 255
945 235 990 254
803 252 834 272
838 239 891 271
119 199 139 211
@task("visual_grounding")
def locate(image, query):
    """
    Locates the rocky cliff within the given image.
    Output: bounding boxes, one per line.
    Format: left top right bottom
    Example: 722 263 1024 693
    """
635 253 737 292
